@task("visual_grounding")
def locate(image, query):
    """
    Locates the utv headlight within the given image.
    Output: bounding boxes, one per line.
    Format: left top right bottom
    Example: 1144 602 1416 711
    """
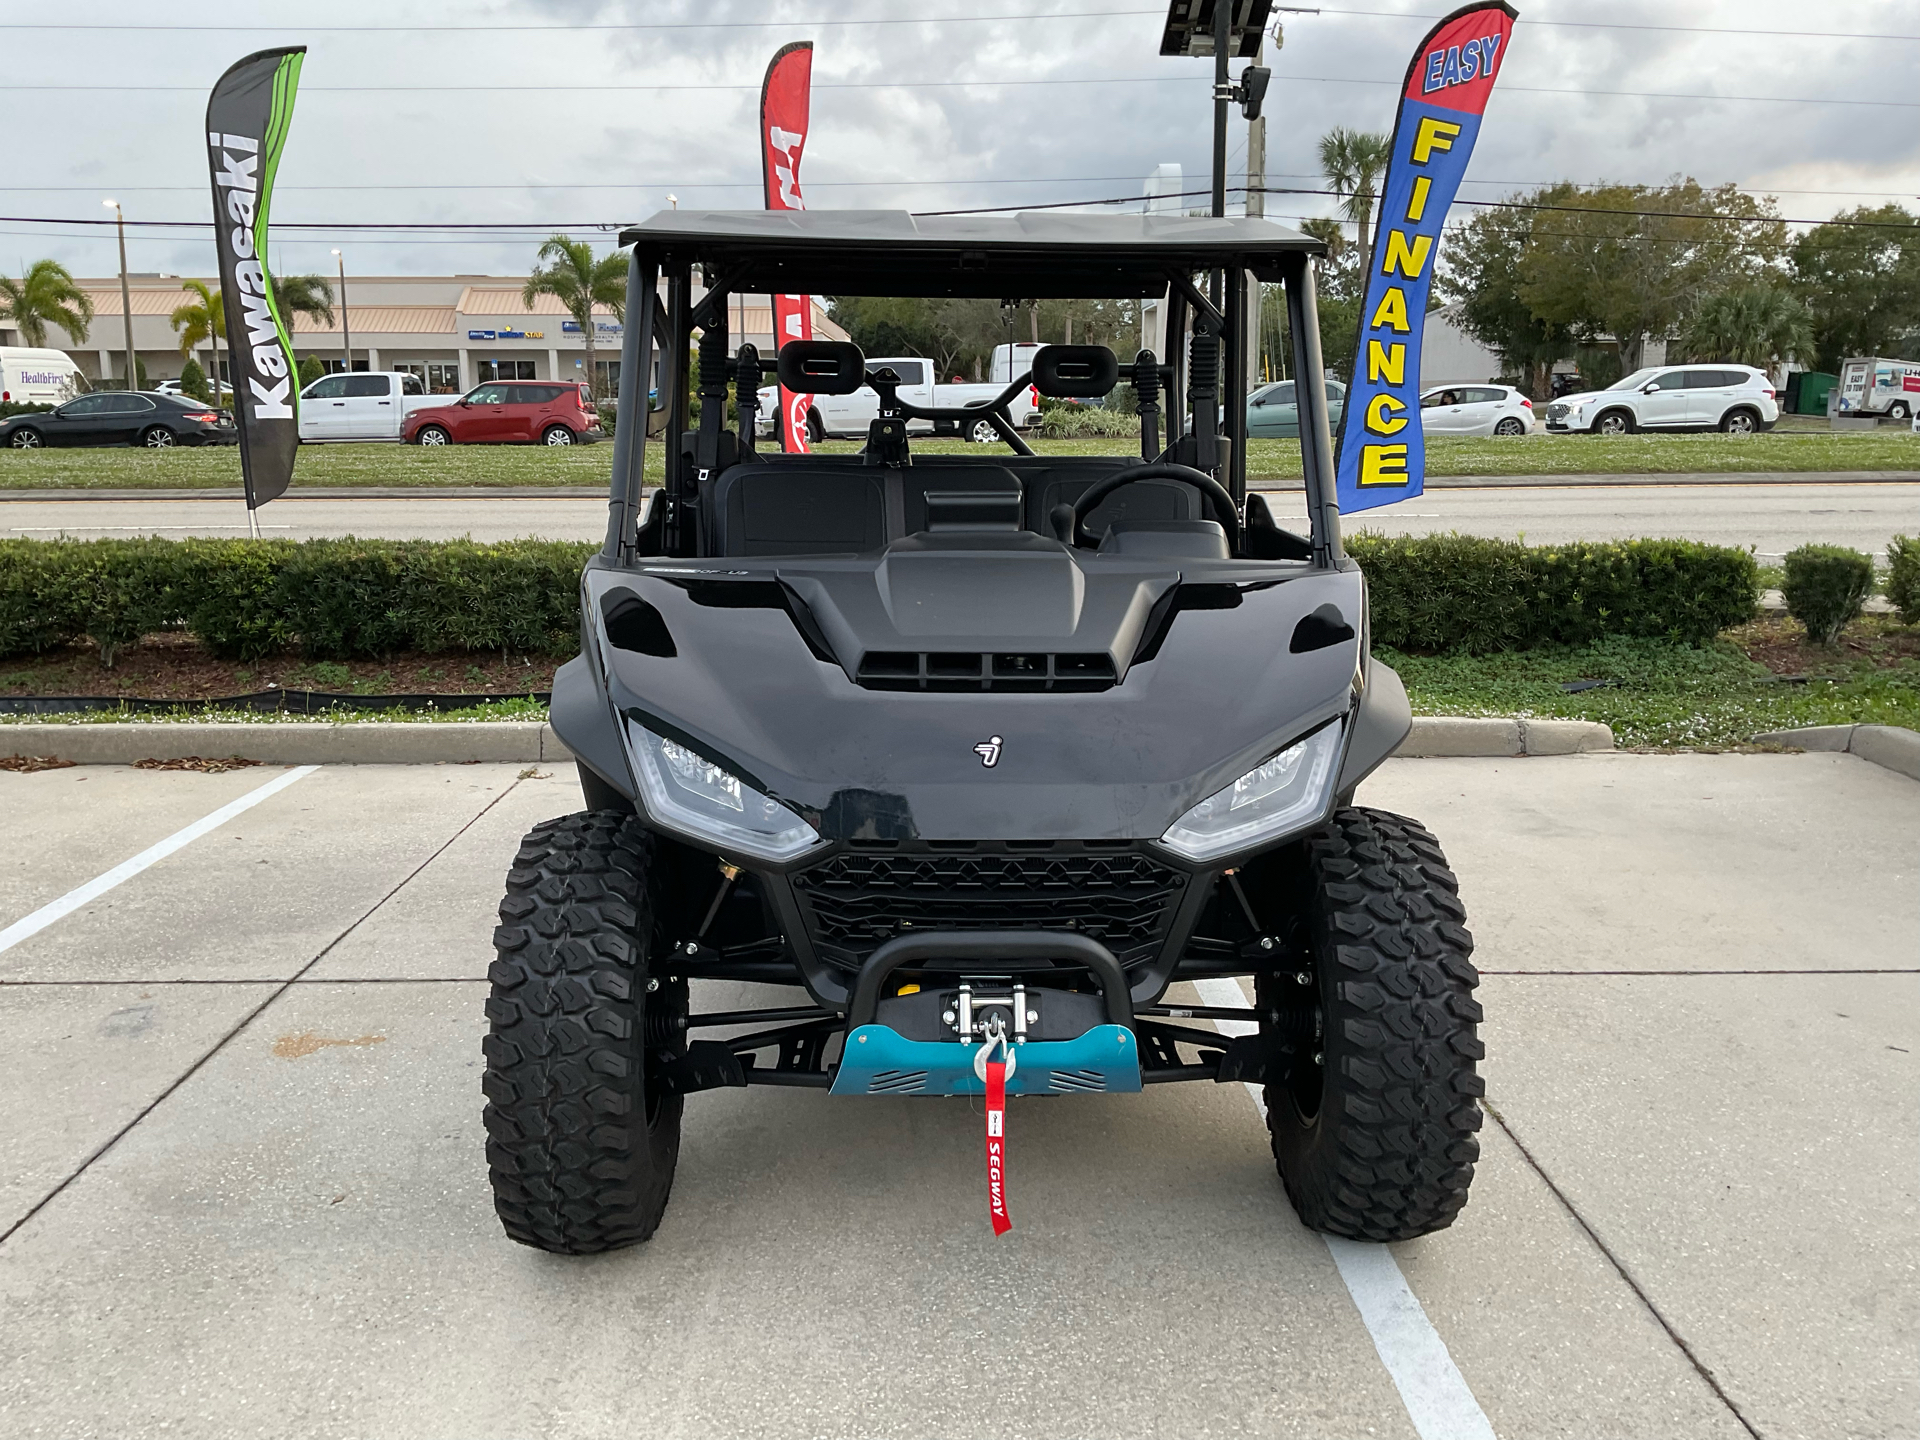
626 721 821 862
1158 722 1343 862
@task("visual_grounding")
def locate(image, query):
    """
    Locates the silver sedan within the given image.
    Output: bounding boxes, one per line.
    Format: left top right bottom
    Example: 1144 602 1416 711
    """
1419 384 1536 435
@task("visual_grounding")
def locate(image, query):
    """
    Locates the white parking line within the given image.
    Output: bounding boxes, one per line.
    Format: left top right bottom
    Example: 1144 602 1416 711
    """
0 765 318 957
1193 976 1496 1440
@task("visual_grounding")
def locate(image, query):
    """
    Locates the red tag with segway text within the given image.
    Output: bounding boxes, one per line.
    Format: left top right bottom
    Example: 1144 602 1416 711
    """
985 1058 1011 1235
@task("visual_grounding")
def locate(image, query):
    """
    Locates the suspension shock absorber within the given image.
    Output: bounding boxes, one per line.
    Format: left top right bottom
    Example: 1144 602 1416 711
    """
1131 348 1162 461
1187 321 1220 474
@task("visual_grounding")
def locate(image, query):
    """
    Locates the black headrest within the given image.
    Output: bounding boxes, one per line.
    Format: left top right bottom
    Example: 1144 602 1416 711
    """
1031 345 1119 398
776 340 867 395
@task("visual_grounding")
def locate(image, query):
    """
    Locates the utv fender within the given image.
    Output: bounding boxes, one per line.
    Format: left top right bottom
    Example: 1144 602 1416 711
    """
550 653 637 804
1336 657 1412 795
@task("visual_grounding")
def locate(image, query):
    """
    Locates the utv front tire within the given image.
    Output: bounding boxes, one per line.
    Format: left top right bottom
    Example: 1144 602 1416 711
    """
483 812 684 1254
1265 807 1484 1241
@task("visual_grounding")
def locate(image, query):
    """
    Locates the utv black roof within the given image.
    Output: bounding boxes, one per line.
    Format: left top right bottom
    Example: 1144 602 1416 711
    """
619 210 1329 297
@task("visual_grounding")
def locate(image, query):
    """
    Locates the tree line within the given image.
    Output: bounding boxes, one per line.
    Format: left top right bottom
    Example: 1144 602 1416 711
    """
1438 186 1920 397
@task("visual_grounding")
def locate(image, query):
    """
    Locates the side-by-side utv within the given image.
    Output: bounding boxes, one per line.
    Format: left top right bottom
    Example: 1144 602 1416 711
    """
483 210 1484 1254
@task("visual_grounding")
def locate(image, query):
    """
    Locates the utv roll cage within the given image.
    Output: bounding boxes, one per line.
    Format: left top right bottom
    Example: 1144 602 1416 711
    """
600 210 1342 569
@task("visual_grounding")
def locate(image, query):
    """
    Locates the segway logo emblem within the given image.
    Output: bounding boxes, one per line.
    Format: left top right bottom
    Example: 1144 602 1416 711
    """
974 735 1003 768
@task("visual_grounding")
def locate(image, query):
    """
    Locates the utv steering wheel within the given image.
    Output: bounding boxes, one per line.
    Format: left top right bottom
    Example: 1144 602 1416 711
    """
1063 463 1241 554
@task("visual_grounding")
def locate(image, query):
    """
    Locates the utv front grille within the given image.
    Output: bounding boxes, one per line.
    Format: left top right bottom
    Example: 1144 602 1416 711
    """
790 842 1185 968
855 651 1116 693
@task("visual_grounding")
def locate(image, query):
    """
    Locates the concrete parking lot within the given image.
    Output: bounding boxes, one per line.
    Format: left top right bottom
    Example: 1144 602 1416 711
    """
0 753 1913 1438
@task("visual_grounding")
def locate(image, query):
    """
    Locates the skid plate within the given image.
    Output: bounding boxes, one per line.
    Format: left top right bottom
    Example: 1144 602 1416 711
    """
830 1023 1142 1096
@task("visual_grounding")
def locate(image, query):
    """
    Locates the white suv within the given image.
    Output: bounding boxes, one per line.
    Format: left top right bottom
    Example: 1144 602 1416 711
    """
1544 365 1778 435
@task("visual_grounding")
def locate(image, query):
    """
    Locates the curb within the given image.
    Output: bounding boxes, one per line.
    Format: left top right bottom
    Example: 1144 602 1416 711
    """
1752 724 1920 781
0 721 575 766
4 473 1918 503
1251 471 1920 490
0 716 1612 766
1397 717 1614 758
0 487 620 502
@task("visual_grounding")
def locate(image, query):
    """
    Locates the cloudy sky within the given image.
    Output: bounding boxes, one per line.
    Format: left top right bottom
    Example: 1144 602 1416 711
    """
5 0 1917 283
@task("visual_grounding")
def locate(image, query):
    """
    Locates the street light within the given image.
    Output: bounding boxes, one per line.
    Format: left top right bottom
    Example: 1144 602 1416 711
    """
332 248 351 374
103 199 136 390
1158 0 1273 218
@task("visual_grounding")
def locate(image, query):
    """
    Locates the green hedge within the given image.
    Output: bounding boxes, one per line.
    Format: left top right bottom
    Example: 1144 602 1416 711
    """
1348 533 1758 651
1887 534 1918 626
0 532 1759 665
0 537 593 664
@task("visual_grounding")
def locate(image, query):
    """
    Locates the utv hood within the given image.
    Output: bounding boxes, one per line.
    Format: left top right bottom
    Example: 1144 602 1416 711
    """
570 544 1369 845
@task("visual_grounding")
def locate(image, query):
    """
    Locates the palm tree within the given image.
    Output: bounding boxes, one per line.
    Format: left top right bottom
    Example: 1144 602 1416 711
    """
1681 284 1814 372
522 237 627 398
0 259 95 347
1318 127 1394 282
270 273 334 328
169 280 227 402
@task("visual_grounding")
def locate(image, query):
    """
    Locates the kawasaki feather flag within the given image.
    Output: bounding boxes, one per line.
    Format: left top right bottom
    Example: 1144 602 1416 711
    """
1333 3 1516 514
205 47 305 511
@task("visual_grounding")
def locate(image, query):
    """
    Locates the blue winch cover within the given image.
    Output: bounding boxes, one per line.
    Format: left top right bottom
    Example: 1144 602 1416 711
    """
829 1024 1143 1096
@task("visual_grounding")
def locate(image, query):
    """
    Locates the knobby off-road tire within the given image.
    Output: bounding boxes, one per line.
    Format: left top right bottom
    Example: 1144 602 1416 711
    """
1264 807 1484 1242
483 811 685 1254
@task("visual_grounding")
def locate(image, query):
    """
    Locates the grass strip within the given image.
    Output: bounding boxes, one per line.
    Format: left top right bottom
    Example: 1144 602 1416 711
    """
1385 630 1920 748
2 429 1918 490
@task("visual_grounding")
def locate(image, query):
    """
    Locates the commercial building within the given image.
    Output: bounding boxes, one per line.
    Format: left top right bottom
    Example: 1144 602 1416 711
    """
2 275 845 394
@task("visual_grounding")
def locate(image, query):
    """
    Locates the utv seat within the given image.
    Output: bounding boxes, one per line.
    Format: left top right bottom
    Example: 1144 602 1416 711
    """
702 459 1027 556
703 463 888 556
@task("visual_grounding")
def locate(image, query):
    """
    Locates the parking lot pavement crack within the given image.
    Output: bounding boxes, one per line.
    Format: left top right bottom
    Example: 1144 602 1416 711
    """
1481 1099 1766 1440
0 776 525 1250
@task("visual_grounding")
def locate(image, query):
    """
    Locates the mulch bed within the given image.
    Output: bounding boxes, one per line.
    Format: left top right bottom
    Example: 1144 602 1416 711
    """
1726 616 1920 675
0 633 559 702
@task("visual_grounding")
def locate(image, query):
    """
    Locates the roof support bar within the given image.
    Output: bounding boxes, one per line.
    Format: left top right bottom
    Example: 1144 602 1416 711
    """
1225 264 1248 505
663 262 693 556
605 251 657 562
1283 251 1343 568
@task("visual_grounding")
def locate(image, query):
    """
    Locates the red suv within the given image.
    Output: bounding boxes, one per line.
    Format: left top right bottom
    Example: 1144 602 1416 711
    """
405 381 603 446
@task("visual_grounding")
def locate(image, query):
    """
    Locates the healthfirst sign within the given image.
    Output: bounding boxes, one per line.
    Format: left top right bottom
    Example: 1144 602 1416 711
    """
1333 2 1517 515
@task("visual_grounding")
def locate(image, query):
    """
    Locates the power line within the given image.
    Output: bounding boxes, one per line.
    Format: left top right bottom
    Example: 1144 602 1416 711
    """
0 9 1167 31
1309 7 1920 42
9 73 1912 108
10 8 1919 42
8 175 1919 201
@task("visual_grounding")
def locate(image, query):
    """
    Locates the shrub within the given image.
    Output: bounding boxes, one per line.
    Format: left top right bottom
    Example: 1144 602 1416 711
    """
1887 534 1919 626
0 401 54 422
1349 533 1758 652
297 354 327 389
0 532 1765 665
1034 404 1138 439
177 358 212 404
1781 543 1874 646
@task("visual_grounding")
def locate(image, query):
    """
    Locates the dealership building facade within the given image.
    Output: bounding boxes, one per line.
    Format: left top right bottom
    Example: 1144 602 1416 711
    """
5 275 845 395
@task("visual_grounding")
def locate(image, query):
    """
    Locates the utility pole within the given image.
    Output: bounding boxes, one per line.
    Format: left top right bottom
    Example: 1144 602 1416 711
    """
332 249 351 373
104 199 135 389
1211 3 1230 219
1245 37 1266 383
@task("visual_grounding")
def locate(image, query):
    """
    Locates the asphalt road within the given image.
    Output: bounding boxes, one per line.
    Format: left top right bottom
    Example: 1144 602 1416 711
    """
2 480 1915 558
0 752 1912 1438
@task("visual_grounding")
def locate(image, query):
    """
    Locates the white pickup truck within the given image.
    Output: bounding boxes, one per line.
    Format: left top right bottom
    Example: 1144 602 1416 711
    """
297 371 452 442
759 356 1041 443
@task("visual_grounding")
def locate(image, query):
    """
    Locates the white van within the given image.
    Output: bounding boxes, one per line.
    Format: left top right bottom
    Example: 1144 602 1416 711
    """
0 348 87 407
